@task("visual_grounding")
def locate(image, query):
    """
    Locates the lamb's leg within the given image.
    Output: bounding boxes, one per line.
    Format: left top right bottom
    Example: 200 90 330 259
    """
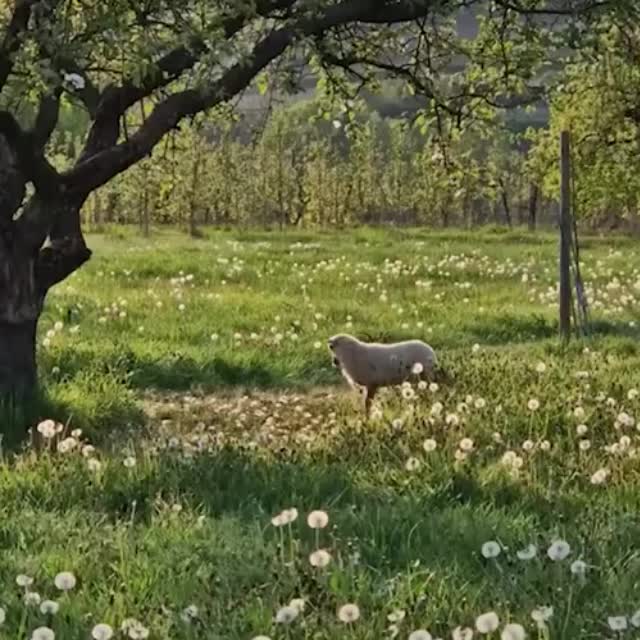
364 385 378 417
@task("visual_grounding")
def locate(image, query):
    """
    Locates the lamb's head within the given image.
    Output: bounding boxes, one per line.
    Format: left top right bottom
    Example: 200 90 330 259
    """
328 334 359 368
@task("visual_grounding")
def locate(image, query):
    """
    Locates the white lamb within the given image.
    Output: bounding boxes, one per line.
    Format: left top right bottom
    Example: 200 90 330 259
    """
328 333 446 415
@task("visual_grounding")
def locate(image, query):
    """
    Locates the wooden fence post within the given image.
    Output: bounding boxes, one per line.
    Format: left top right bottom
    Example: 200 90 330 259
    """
559 130 572 340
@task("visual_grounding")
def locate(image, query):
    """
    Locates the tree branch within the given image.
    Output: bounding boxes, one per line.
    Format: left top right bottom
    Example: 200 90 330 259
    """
79 0 299 161
32 88 62 149
0 111 60 195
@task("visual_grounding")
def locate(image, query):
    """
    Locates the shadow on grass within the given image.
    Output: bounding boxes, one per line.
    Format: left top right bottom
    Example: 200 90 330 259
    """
464 313 640 347
16 446 632 585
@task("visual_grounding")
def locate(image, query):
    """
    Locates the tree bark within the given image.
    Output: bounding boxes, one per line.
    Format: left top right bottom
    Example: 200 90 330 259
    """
528 182 539 231
0 317 38 397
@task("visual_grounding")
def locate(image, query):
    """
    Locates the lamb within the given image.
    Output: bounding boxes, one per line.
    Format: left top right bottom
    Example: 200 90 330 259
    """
328 333 446 415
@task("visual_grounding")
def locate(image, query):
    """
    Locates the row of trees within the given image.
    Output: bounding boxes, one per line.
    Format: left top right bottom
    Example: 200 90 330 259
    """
72 100 546 232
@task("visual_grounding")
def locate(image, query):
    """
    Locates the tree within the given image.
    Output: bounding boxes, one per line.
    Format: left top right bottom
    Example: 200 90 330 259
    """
0 0 619 399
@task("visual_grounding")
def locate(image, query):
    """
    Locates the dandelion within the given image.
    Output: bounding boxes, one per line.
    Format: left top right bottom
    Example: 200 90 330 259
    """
338 603 360 624
307 510 329 529
516 544 537 560
402 386 416 401
522 440 535 452
531 606 553 626
405 457 421 471
16 574 34 588
91 624 114 640
459 438 474 452
123 456 137 468
574 406 586 420
481 541 501 559
36 420 57 439
527 398 540 411
628 389 639 400
124 621 149 639
630 610 640 628
251 637 271 640
57 437 78 453
535 362 546 373
540 440 551 451
309 549 332 568
501 624 526 640
474 397 487 409
608 616 628 632
472 343 480 354
87 458 102 472
579 439 591 451
82 445 96 458
452 627 474 640
423 438 437 452
54 571 76 591
429 382 439 393
576 424 588 436
289 599 305 613
40 600 59 615
590 468 609 485
570 560 587 576
24 592 41 606
31 627 55 640
387 610 406 623
412 362 424 375
392 418 404 430
408 631 432 640
476 611 500 634
547 540 571 561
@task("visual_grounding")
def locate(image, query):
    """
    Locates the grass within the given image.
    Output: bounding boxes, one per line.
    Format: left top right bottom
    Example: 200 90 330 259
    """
3 227 640 639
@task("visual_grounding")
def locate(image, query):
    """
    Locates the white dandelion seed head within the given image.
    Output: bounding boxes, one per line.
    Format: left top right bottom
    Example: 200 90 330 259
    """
475 611 500 634
180 605 199 622
338 603 360 624
387 610 406 623
452 627 474 640
516 544 537 560
91 624 114 640
36 420 57 439
309 549 332 568
54 571 76 591
429 382 439 393
24 592 42 606
16 574 34 588
87 458 102 472
570 559 587 576
540 440 551 451
275 605 299 624
481 541 501 559
412 362 424 375
527 398 540 411
547 540 571 561
531 606 553 625
307 510 329 529
31 627 55 640
590 468 609 485
573 406 586 420
56 437 78 454
405 457 421 471
501 623 526 640
123 456 137 468
608 616 628 631
423 438 437 452
576 424 588 436
408 630 432 640
40 600 59 615
289 598 305 613
535 362 546 373
459 438 474 452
